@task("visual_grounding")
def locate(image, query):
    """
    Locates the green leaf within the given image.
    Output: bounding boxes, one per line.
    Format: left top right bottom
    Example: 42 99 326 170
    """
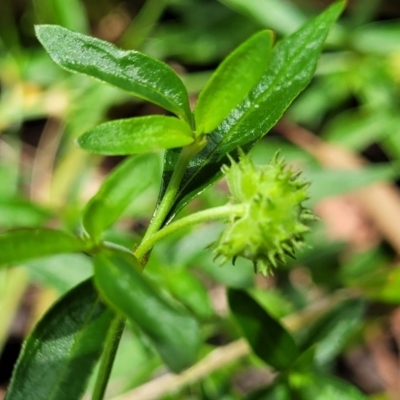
246 381 291 400
289 372 368 400
32 0 88 33
94 248 200 372
351 21 400 55
0 200 50 230
220 0 307 36
194 30 273 134
27 254 93 294
5 279 114 400
158 267 215 320
0 228 89 267
306 164 399 204
298 299 365 365
158 1 344 224
83 154 159 241
35 25 192 124
228 289 299 370
77 115 194 155
323 109 400 151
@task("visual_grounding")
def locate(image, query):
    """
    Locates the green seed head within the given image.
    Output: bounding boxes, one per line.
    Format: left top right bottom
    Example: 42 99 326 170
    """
214 151 315 275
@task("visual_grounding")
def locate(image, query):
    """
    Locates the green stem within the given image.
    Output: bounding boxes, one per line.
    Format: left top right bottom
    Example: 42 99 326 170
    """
119 0 167 49
92 140 206 398
140 139 206 248
135 203 245 261
91 316 125 400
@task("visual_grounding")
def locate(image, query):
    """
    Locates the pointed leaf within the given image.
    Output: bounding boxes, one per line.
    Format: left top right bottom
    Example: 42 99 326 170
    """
5 279 114 400
35 25 192 124
195 30 273 134
221 0 307 36
77 116 194 155
290 372 368 400
299 299 365 365
158 1 344 224
83 154 159 241
0 228 89 267
94 249 200 372
228 289 299 370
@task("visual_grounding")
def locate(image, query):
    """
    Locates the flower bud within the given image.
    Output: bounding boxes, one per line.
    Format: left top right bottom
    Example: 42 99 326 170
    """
213 151 315 275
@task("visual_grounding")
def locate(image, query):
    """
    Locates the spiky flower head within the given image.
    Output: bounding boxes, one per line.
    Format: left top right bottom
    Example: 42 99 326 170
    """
213 151 315 275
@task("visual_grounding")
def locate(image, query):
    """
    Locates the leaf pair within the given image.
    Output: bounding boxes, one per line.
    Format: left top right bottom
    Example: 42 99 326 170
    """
158 0 345 225
36 24 273 155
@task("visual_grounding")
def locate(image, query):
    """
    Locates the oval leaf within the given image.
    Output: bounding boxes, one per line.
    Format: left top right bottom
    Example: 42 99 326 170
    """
195 30 273 134
35 25 192 125
228 289 299 370
94 249 200 372
157 1 344 225
83 154 159 241
5 279 114 400
77 115 194 155
0 228 89 267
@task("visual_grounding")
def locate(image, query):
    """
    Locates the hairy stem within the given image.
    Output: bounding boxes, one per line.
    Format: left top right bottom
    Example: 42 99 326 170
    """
135 203 245 261
139 139 206 251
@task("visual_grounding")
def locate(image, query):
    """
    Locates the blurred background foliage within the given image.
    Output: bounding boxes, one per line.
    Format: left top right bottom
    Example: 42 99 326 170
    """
2 0 400 399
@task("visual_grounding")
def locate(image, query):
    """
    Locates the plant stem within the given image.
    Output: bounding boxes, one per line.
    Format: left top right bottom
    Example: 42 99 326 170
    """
119 0 167 49
91 316 126 400
139 139 206 250
135 203 245 261
93 140 206 398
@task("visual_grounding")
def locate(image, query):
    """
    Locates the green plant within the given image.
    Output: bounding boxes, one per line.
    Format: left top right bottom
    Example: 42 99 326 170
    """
0 2 355 400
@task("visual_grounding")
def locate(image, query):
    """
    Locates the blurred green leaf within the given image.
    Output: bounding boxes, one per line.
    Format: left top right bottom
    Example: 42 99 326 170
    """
77 116 194 155
160 267 215 320
5 279 114 400
35 25 192 124
0 229 89 267
246 381 291 400
289 73 351 127
351 21 400 54
323 109 400 151
144 2 257 65
159 1 344 224
228 289 299 370
32 0 88 33
0 162 19 200
298 299 365 365
249 288 295 319
195 30 273 134
306 164 398 204
27 254 93 294
83 154 159 242
289 372 368 399
52 0 88 33
220 0 307 36
0 200 50 230
94 248 200 372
